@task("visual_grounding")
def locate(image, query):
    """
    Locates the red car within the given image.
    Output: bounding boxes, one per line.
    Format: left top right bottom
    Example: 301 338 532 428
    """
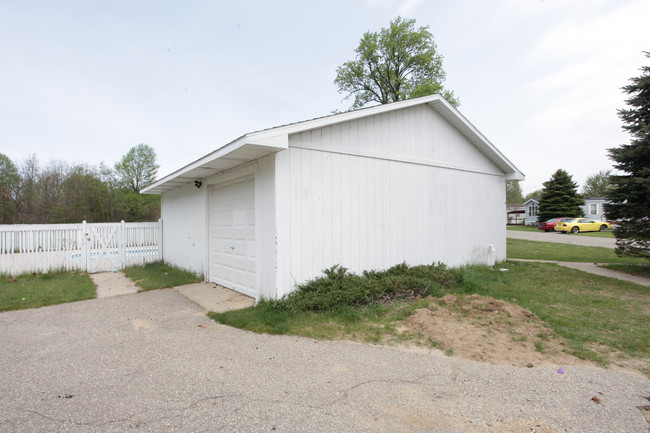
537 217 571 232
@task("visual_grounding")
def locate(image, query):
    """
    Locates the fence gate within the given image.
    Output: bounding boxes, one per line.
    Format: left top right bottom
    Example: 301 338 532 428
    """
83 222 123 273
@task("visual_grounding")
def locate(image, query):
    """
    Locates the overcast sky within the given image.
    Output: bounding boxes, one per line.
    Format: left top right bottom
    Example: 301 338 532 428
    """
1 0 648 195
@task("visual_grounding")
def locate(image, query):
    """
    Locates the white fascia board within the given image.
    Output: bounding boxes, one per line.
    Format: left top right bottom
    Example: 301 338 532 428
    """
142 135 247 194
250 95 445 139
142 133 290 194
245 133 289 148
427 98 525 181
249 94 524 181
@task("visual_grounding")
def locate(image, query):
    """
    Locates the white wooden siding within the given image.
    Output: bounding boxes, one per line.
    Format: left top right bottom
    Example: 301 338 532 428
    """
158 102 510 299
160 183 206 274
290 105 503 177
274 104 506 295
275 147 504 293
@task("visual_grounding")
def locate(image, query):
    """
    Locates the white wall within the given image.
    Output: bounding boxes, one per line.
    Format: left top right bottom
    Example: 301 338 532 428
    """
253 155 277 301
274 104 506 296
160 183 206 275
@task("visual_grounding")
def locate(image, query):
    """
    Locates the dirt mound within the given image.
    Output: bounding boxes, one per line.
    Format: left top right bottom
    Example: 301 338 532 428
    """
395 294 595 368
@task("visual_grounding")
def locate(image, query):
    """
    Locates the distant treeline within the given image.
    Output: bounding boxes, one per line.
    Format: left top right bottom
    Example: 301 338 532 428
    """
0 144 161 224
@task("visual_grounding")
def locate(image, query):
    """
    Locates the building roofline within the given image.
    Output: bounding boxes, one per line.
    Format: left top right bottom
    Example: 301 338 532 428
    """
142 95 525 194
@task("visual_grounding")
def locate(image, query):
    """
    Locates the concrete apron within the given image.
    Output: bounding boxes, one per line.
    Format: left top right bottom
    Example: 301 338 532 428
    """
90 271 255 312
174 282 255 312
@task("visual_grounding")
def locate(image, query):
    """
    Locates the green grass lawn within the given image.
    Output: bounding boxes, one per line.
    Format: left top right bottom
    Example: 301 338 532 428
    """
507 225 539 232
506 238 646 263
507 225 614 237
210 261 649 370
601 263 650 277
122 261 202 291
457 261 649 365
0 271 96 312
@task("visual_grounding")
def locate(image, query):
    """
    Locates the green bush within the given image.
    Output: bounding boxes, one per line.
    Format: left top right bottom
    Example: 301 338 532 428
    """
266 263 461 312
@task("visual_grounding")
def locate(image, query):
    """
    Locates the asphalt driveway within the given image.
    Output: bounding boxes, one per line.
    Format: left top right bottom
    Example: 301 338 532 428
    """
1 290 648 433
507 230 616 248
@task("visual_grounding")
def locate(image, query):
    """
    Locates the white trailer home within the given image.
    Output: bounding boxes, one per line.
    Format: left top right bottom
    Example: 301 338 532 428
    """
142 95 524 301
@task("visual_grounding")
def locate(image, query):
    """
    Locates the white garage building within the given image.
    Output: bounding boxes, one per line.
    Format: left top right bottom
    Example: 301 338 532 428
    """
142 95 524 301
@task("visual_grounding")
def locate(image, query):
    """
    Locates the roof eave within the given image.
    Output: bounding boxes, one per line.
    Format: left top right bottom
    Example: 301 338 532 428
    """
141 134 288 194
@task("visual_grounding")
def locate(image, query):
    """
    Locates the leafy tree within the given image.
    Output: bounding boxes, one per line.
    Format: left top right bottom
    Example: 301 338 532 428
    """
0 153 20 223
524 190 542 201
334 16 458 110
506 180 524 204
538 169 585 223
581 169 612 197
15 154 40 223
114 144 159 192
605 52 650 259
36 161 67 223
59 165 111 223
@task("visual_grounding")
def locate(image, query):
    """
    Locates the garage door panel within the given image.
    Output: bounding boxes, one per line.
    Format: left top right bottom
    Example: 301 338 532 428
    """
209 177 256 298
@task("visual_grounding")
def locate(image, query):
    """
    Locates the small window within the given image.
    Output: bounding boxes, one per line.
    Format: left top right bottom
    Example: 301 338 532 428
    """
589 203 598 215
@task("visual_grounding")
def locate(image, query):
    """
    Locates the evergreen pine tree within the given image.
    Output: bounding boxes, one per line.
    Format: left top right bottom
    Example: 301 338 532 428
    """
537 169 585 223
605 52 650 259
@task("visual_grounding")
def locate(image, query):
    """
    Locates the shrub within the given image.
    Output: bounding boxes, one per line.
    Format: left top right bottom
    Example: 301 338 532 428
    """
269 262 461 312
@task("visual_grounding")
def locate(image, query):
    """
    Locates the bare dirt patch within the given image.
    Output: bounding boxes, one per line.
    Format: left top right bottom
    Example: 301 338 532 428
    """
390 294 597 369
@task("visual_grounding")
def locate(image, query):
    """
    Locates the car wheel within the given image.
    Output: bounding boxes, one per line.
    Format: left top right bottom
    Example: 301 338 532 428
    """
571 226 579 233
599 225 607 231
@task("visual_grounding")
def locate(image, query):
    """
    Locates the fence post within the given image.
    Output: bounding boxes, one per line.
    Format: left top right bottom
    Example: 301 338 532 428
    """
119 220 126 270
82 220 88 272
158 218 163 262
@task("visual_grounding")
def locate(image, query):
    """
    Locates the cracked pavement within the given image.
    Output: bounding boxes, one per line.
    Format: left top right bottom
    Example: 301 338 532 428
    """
1 289 648 432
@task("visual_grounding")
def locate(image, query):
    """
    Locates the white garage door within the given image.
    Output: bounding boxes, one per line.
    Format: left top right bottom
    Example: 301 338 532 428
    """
209 177 256 298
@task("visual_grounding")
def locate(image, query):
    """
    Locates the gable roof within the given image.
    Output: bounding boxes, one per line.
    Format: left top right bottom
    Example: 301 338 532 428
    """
142 94 525 194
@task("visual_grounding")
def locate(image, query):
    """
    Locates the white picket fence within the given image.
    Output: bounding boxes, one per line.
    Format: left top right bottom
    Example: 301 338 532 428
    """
0 220 162 276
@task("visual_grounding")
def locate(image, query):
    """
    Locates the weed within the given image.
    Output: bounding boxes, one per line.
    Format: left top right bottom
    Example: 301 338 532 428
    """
535 341 545 352
122 261 201 291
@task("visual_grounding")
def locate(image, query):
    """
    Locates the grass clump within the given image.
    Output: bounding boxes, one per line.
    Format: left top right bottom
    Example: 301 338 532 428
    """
0 271 96 312
123 261 202 291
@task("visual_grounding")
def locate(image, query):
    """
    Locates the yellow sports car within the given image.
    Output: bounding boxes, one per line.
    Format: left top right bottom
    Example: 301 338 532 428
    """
554 218 611 233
